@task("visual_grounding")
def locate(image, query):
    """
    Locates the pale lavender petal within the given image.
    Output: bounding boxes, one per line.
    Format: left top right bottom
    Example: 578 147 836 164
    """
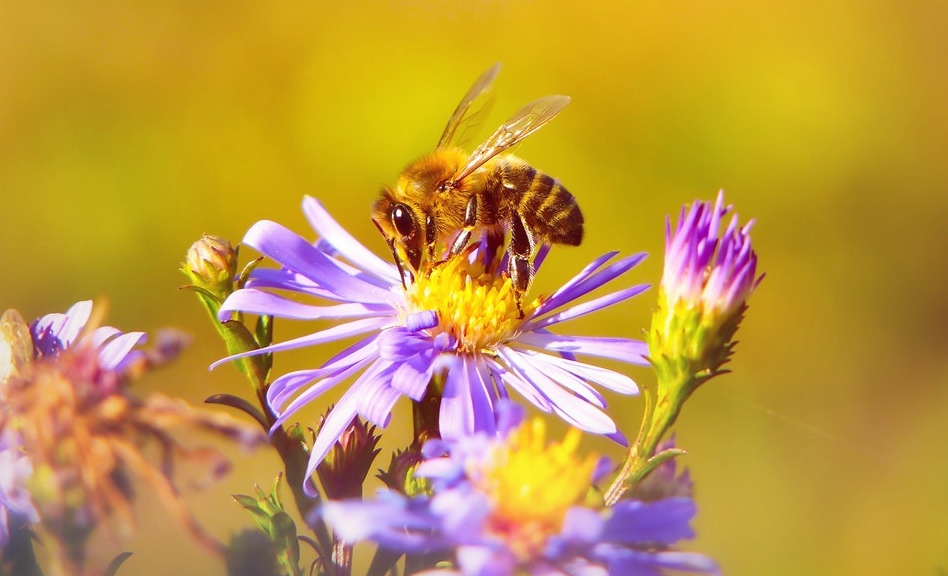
305 361 393 492
302 196 401 284
528 352 639 395
391 353 437 401
527 285 649 330
605 498 697 544
355 374 401 427
439 357 496 440
491 353 553 412
218 288 391 321
539 252 619 313
271 353 379 428
97 331 147 371
268 335 379 409
59 300 94 345
242 220 394 304
537 253 645 317
506 351 606 408
497 347 617 435
210 316 389 370
515 332 648 365
88 326 121 349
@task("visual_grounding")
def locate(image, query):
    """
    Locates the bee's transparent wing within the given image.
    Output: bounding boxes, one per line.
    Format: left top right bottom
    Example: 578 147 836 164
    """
436 63 501 151
452 95 570 183
1 309 34 385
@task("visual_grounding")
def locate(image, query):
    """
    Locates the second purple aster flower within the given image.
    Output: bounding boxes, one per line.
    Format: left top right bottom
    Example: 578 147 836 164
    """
215 196 651 492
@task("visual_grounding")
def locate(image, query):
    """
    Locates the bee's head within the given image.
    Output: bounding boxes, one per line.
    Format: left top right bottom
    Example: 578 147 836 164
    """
372 189 435 284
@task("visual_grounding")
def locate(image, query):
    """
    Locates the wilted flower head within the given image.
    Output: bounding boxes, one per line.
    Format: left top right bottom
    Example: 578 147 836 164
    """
651 191 761 390
215 196 650 494
322 403 718 576
0 301 263 570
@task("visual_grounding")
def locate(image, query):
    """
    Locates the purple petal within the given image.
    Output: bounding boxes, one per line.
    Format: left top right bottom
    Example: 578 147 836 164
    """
59 300 94 345
97 331 147 371
218 288 391 321
604 498 697 544
88 326 121 349
302 196 401 284
537 253 646 317
390 352 438 401
271 353 378 428
268 335 379 409
497 347 617 435
303 380 372 495
507 352 606 408
355 375 401 427
515 332 648 366
527 285 649 331
210 316 389 370
527 352 639 395
439 357 496 440
242 220 395 304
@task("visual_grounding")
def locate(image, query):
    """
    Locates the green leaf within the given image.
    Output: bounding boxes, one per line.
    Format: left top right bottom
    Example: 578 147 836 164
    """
206 394 269 429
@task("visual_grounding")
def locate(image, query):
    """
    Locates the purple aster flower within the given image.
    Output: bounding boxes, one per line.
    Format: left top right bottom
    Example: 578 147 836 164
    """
0 429 38 549
30 300 147 375
214 196 650 493
322 403 718 576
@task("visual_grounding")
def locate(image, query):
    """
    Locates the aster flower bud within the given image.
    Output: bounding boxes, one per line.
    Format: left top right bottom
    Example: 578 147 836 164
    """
315 412 382 500
183 234 239 303
232 475 302 576
650 191 761 403
377 448 427 497
607 192 761 504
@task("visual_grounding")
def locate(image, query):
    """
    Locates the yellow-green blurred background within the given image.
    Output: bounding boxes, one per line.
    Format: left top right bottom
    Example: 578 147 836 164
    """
2 1 947 574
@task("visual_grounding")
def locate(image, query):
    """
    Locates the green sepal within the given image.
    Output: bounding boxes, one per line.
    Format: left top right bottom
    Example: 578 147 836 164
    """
216 319 270 390
233 475 302 576
635 447 687 485
236 256 264 289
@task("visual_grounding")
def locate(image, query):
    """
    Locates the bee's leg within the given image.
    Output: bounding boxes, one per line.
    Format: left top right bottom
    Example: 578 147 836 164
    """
448 194 479 257
483 228 505 273
509 213 534 312
424 214 438 263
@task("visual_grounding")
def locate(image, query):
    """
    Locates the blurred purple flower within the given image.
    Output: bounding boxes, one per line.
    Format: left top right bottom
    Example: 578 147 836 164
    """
322 403 718 576
215 196 650 493
30 300 146 374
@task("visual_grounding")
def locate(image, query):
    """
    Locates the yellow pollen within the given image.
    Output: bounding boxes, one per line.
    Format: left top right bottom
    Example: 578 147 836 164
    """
407 254 538 353
475 418 599 560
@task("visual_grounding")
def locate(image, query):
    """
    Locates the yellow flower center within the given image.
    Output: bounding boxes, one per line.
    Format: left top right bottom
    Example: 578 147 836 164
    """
407 254 538 354
475 418 599 560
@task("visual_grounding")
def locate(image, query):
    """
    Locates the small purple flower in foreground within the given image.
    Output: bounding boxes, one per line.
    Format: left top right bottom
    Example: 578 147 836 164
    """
651 191 761 385
322 403 718 576
215 196 650 492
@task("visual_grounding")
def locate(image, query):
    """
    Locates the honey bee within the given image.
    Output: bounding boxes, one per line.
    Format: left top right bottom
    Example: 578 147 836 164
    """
372 63 584 298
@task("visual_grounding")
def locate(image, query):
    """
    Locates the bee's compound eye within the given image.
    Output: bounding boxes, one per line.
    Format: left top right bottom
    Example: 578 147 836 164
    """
391 204 415 237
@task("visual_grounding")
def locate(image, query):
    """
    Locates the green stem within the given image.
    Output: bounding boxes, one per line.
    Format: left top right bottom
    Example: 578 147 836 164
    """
603 374 690 505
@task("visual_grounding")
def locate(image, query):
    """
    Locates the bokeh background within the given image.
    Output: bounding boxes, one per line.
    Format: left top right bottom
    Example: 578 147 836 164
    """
2 1 946 574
